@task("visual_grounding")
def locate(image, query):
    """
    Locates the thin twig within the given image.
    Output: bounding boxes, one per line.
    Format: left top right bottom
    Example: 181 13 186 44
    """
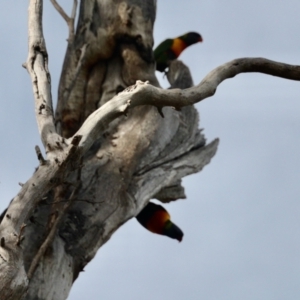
50 0 70 23
50 0 78 42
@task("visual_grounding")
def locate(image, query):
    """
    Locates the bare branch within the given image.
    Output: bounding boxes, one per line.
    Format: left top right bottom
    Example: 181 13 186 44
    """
72 58 300 154
50 0 78 42
50 0 70 23
26 0 61 151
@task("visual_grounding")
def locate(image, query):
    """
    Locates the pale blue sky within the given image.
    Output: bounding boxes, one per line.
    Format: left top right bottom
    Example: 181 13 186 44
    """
0 1 300 300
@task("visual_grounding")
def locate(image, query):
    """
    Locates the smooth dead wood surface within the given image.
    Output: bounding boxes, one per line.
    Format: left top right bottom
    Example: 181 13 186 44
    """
0 0 300 299
26 0 61 153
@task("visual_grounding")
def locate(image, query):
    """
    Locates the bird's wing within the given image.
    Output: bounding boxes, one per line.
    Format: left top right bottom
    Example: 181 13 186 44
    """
153 38 173 59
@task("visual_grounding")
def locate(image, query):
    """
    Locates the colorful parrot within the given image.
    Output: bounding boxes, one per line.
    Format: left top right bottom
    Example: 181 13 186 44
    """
154 32 203 72
136 202 184 242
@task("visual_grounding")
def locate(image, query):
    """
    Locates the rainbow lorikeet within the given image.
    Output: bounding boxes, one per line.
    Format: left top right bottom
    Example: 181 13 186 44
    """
136 202 184 242
154 32 203 72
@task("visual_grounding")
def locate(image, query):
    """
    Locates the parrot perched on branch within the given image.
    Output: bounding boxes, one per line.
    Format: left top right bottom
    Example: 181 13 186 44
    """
154 31 203 72
136 202 184 242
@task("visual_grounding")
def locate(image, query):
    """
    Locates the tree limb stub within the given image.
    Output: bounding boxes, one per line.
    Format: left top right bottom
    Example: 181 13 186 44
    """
74 58 300 154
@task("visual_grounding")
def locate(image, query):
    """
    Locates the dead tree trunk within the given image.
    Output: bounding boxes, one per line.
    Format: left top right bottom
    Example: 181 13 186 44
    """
0 1 299 299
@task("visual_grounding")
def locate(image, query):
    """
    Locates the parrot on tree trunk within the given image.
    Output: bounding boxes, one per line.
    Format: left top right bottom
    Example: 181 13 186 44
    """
154 31 203 72
136 202 184 242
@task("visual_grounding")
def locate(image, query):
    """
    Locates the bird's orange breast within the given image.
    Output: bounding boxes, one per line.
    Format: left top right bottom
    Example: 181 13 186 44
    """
171 38 187 57
146 210 170 234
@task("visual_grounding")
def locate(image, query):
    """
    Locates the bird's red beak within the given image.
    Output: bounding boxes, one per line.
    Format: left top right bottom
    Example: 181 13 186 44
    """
199 37 203 42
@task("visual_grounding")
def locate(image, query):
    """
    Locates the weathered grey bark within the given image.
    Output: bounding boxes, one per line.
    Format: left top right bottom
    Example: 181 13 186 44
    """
0 0 300 299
